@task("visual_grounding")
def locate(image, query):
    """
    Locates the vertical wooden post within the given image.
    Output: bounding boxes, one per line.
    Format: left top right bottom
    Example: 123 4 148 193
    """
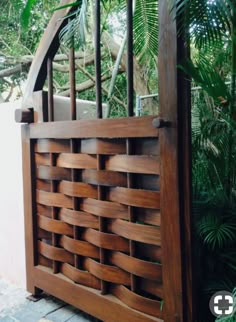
22 125 40 296
158 0 192 321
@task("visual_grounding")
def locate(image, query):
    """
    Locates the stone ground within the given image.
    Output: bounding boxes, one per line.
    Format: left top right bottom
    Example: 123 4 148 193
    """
0 279 98 322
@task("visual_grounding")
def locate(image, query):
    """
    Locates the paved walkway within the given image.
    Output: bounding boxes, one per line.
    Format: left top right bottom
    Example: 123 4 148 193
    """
0 279 97 322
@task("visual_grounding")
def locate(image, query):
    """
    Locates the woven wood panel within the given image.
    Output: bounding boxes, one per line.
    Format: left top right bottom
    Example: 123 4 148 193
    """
33 128 162 318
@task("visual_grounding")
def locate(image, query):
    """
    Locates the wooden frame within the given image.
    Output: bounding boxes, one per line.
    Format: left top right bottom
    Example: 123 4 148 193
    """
18 0 193 321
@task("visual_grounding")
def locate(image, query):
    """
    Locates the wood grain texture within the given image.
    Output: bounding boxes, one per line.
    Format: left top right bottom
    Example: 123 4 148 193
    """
112 285 162 318
108 187 160 209
58 181 97 198
61 263 101 289
36 165 70 181
38 214 73 236
38 240 74 264
110 252 162 281
84 258 130 285
29 116 158 139
59 208 99 229
60 235 99 259
82 169 127 187
36 190 72 208
109 219 161 246
80 198 128 219
35 139 70 153
83 228 129 252
57 153 97 169
106 155 159 174
81 138 126 154
158 0 185 320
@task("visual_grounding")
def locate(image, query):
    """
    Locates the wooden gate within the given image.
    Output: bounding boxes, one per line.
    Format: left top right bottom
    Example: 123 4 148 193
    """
16 1 193 321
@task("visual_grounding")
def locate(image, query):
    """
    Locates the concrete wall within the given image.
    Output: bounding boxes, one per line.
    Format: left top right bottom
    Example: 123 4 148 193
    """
0 100 26 288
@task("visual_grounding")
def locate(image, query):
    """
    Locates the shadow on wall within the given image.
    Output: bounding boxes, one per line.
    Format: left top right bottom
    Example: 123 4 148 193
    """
0 100 26 288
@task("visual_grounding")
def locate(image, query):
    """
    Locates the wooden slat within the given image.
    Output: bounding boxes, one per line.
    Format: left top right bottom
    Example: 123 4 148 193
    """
60 235 99 259
81 138 126 154
110 252 162 281
58 181 97 198
109 219 161 246
80 198 128 219
59 208 99 229
57 153 97 169
83 228 129 252
38 215 73 236
35 139 70 153
29 116 158 139
136 209 161 226
136 243 162 262
82 169 127 187
35 153 50 166
134 138 159 156
36 179 51 192
109 187 160 209
140 279 163 299
36 190 72 208
84 258 130 286
106 155 159 174
36 165 71 180
112 285 162 318
61 263 100 289
38 241 74 264
37 204 51 217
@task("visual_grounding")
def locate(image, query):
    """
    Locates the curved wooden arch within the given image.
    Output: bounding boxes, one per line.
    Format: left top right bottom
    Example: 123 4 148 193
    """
22 0 73 110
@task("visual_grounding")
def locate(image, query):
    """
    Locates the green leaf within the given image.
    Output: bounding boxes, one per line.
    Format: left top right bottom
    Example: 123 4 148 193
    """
20 0 38 29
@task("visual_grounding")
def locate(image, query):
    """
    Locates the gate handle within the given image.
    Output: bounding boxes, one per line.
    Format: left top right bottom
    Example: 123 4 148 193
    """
152 118 171 128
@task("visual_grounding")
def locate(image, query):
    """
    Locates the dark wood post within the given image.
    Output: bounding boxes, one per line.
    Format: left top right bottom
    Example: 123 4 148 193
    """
158 1 193 321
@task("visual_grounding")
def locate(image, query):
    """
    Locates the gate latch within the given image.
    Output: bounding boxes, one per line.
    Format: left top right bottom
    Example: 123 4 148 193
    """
152 118 170 128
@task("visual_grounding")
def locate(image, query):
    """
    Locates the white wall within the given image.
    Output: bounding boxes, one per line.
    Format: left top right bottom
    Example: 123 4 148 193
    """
0 100 26 288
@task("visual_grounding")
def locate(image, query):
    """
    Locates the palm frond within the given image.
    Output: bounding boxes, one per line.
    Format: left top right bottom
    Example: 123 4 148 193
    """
59 0 88 49
133 0 158 62
174 0 234 49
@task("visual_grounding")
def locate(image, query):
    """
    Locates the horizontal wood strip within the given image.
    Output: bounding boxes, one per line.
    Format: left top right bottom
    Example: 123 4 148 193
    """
82 169 127 187
58 181 97 198
37 204 51 217
80 198 128 220
110 252 162 281
57 153 97 169
36 179 51 192
38 254 52 268
136 243 162 262
109 187 160 209
134 138 159 156
30 116 158 139
59 208 99 229
84 258 130 285
35 153 50 166
38 215 73 236
106 155 159 174
61 263 100 290
38 228 51 240
35 139 70 153
60 235 99 259
83 228 129 252
36 166 71 181
109 219 161 246
140 279 163 299
112 285 162 318
38 241 74 265
37 190 72 208
81 138 126 154
136 209 161 226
